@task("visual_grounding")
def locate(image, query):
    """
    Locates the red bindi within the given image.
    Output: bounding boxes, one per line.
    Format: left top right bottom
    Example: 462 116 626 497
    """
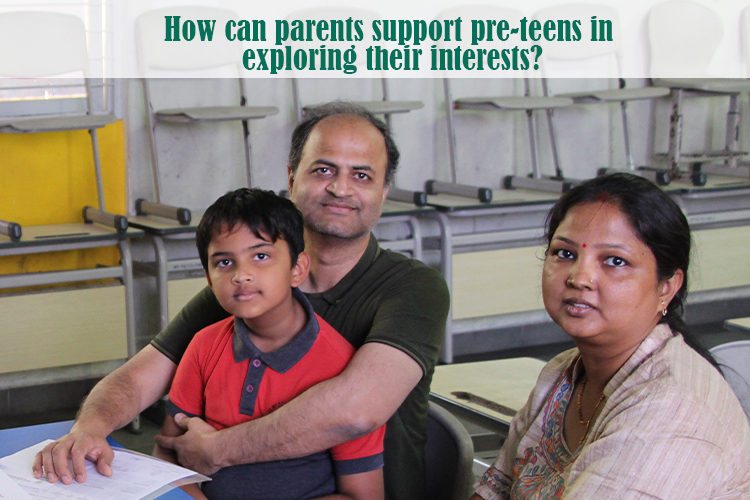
582 243 587 248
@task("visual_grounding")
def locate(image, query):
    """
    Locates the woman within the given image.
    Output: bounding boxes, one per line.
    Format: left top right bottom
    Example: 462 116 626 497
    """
471 173 750 500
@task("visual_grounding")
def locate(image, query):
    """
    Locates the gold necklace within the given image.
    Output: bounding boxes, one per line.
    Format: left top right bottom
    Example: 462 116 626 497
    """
576 374 606 445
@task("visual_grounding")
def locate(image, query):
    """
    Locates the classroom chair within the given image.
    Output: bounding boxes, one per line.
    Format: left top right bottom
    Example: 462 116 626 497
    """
287 7 427 206
534 3 672 186
649 0 750 184
135 6 279 218
709 340 750 422
425 402 476 500
0 10 124 231
435 6 575 196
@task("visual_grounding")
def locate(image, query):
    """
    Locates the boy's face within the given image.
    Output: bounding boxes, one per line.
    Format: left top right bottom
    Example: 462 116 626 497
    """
205 223 306 322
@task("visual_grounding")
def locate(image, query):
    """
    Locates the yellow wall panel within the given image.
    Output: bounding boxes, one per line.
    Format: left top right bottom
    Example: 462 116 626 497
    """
0 120 126 275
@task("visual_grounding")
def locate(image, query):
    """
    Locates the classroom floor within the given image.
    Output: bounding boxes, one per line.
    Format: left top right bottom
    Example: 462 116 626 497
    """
1 321 748 463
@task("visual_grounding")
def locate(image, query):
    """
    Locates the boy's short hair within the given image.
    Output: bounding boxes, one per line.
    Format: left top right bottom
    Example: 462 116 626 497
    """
196 188 305 271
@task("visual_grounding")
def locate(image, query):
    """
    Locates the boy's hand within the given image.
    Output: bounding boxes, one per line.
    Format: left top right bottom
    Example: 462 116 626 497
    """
32 429 114 484
154 413 221 475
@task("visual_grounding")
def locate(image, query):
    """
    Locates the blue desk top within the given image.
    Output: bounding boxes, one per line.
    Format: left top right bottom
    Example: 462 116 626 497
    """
0 420 190 499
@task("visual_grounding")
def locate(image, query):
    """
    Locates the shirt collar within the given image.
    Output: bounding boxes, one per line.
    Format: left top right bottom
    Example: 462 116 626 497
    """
315 233 380 305
567 323 674 397
232 288 319 374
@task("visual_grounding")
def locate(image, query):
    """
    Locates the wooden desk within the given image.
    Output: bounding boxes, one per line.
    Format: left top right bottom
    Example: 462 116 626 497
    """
429 357 547 435
0 420 190 499
725 317 750 333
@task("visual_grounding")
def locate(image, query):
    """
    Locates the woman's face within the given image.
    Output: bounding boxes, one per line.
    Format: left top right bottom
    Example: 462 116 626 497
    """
542 202 682 349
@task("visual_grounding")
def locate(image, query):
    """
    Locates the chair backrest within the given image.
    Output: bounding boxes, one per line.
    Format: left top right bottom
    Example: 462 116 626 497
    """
287 6 387 121
135 6 243 74
648 0 723 78
709 340 750 422
533 3 622 79
425 402 475 500
0 11 89 77
436 4 525 50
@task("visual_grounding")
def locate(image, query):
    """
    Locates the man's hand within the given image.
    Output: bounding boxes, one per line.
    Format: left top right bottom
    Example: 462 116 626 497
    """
32 429 114 484
153 414 221 475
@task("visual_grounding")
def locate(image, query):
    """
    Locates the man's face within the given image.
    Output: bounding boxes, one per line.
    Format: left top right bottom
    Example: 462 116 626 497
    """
288 114 389 240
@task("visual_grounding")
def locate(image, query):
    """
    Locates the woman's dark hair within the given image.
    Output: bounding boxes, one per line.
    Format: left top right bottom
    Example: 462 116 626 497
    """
288 101 400 187
544 173 719 370
196 188 305 272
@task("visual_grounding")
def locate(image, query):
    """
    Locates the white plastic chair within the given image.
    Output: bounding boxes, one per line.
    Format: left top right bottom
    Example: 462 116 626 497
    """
436 6 574 197
709 340 750 422
535 3 671 185
649 0 750 183
135 6 279 219
0 11 123 232
287 7 425 205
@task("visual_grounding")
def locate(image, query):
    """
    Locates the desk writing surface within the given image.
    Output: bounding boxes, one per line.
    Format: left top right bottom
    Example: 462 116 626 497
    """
0 223 142 250
0 421 190 499
725 317 750 333
430 358 547 424
380 199 433 216
426 188 559 212
127 212 205 236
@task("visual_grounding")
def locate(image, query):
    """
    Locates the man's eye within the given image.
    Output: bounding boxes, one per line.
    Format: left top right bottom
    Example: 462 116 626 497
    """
604 256 627 267
355 172 370 180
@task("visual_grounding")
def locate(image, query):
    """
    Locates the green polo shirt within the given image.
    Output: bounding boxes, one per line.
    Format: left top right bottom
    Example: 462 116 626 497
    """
152 234 450 500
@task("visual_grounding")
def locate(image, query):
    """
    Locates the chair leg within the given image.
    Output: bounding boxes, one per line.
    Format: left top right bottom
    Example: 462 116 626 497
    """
242 119 253 187
541 79 564 179
723 93 740 169
667 88 684 175
89 128 106 211
620 100 635 171
142 78 163 204
443 79 459 184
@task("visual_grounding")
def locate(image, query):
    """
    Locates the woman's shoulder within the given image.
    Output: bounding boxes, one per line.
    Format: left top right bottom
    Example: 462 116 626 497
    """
609 333 750 460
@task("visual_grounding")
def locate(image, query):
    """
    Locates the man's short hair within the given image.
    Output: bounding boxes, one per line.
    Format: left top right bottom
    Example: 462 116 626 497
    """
196 188 305 271
288 101 400 187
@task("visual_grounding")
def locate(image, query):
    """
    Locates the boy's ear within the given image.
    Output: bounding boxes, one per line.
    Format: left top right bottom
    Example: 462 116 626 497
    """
291 251 310 288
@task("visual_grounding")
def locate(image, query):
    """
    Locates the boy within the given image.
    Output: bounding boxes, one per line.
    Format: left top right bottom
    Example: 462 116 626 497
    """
155 188 385 500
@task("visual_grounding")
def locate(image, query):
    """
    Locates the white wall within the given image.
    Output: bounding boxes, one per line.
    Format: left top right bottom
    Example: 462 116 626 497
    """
124 76 750 212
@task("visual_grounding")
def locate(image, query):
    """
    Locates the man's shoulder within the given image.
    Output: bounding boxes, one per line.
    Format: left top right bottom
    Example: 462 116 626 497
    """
372 247 447 289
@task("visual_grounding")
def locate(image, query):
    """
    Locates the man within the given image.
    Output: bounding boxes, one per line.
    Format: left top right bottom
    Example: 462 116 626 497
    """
33 102 450 500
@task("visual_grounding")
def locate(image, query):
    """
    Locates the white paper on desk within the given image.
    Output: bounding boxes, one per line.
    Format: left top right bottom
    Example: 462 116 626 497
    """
0 440 209 500
0 468 34 499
